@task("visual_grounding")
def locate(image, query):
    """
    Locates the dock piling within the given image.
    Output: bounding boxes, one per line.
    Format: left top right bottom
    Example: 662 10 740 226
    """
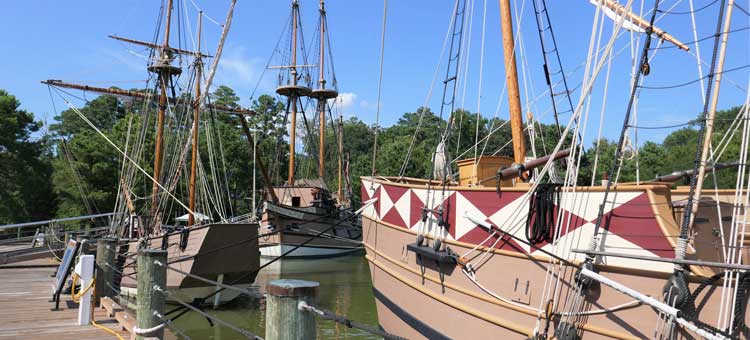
136 248 167 340
94 237 117 304
266 279 319 340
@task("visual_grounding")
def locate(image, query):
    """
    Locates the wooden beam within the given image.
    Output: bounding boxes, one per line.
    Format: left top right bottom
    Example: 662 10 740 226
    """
188 14 203 227
108 35 213 58
239 116 279 204
42 80 254 115
597 0 689 51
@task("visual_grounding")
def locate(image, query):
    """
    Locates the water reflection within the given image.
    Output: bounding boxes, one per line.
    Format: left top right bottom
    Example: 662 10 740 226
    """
168 255 379 340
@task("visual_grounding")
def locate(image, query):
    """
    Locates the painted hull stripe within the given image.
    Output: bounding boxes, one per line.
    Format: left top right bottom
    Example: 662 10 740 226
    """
372 287 453 340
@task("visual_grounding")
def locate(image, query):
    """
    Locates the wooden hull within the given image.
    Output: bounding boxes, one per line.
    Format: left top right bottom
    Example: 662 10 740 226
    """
361 177 748 339
259 201 362 259
121 223 260 301
259 243 363 258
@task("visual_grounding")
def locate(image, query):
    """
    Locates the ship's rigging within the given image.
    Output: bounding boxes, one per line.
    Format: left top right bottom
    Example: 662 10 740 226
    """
45 0 246 236
363 0 750 338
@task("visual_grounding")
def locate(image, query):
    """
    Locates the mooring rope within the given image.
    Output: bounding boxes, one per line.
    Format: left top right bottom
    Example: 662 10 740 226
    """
298 301 408 340
154 285 264 340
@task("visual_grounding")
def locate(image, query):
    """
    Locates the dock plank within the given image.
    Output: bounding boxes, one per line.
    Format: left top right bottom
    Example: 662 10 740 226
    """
0 258 129 340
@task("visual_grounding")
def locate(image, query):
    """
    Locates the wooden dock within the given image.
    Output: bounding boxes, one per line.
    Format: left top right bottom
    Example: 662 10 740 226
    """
0 256 129 340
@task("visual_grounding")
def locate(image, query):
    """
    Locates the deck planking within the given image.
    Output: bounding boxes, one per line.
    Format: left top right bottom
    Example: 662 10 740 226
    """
0 256 129 340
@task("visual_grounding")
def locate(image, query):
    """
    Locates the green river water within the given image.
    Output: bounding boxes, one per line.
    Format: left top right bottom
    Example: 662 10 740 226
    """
168 255 380 340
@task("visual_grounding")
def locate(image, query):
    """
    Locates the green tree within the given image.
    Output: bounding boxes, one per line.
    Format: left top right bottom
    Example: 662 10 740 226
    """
0 90 56 224
249 94 288 186
50 95 126 218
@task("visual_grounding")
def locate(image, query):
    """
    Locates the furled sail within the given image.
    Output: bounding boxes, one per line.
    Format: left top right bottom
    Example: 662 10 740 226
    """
589 0 645 33
432 141 451 181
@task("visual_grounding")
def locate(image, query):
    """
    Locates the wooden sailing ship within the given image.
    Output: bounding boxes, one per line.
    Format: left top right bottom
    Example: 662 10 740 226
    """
257 0 362 258
362 0 749 339
44 0 260 302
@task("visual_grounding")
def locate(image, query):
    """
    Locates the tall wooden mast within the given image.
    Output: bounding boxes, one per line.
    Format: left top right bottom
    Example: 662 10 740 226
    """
337 116 344 202
288 1 299 185
188 13 203 227
498 0 526 165
312 0 339 180
685 0 735 231
276 0 312 186
150 0 182 226
318 0 327 179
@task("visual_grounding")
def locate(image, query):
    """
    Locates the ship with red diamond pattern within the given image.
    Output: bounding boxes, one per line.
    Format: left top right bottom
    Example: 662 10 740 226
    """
360 0 749 339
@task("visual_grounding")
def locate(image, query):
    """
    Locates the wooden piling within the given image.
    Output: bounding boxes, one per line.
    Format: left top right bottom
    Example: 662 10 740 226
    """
75 235 90 255
136 248 167 340
94 238 116 304
265 279 319 340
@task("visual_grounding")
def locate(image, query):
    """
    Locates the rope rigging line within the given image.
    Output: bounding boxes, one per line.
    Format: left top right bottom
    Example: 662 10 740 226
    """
371 0 388 176
51 88 197 217
525 183 561 245
531 0 576 139
397 0 459 179
462 215 579 268
650 25 750 50
675 0 730 253
638 64 750 89
154 285 263 340
298 301 408 340
465 2 640 298
523 0 644 329
156 260 257 297
475 0 543 165
587 0 666 252
627 120 696 129
165 211 363 321
455 0 476 155
415 0 471 252
658 0 720 14
250 12 292 101
154 310 193 340
720 82 750 330
165 224 302 266
735 2 750 16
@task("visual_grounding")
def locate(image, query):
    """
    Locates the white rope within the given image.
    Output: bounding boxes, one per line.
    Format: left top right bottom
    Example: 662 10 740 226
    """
133 320 167 336
515 1 537 159
455 0 476 154
181 0 196 54
372 0 387 176
188 0 223 27
534 0 637 322
477 0 528 162
580 268 727 340
689 0 707 103
462 260 641 316
719 79 750 329
57 94 196 216
201 0 235 104
398 0 458 178
473 0 488 162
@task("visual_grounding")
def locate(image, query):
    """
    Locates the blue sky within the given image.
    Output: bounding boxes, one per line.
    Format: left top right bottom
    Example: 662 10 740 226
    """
2 0 748 148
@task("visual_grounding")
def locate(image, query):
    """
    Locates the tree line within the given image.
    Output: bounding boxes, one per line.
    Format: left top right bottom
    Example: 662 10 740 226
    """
0 86 745 224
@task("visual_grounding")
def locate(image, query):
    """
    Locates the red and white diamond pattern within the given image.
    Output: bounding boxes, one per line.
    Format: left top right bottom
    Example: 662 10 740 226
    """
362 179 677 272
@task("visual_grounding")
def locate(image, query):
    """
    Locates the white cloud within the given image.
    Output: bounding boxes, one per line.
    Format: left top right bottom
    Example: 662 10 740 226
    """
212 45 270 105
333 92 357 118
98 47 148 73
